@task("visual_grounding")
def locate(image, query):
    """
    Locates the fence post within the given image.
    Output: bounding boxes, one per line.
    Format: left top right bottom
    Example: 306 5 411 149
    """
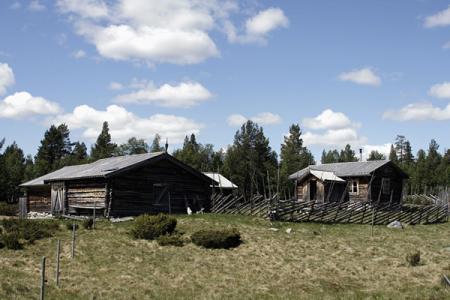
71 223 76 259
40 256 46 300
55 240 60 287
93 201 96 229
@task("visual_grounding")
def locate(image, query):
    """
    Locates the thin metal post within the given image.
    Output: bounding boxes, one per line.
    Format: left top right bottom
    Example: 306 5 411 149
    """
40 256 46 300
55 240 60 287
71 223 76 259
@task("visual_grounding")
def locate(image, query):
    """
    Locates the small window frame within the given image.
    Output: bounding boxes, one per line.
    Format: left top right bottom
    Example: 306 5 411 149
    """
349 179 359 195
382 178 391 195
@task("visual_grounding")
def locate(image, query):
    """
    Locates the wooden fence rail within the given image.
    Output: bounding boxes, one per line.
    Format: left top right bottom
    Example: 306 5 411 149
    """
210 194 449 225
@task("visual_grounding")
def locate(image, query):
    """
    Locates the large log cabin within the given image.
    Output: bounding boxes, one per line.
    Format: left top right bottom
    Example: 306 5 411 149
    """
289 160 408 204
20 152 216 217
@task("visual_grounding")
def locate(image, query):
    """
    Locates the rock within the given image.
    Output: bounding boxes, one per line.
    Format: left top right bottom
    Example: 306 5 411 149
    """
269 227 279 231
110 216 134 223
27 212 53 219
387 220 403 229
286 228 292 234
187 207 192 215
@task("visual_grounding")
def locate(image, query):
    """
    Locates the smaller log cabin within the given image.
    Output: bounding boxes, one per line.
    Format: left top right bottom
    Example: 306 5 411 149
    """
20 152 217 217
289 160 408 204
203 172 238 196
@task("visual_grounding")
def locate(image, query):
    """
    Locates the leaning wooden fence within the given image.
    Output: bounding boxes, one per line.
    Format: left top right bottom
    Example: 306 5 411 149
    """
210 194 449 225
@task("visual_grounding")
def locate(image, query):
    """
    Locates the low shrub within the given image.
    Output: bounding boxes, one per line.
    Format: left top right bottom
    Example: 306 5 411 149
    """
1 231 22 250
82 218 94 230
406 250 421 266
130 214 177 240
65 222 79 231
157 234 184 247
191 228 241 249
0 202 17 216
1 219 59 244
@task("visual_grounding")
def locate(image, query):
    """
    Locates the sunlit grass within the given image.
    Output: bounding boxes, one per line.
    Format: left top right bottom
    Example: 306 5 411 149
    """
1 214 450 299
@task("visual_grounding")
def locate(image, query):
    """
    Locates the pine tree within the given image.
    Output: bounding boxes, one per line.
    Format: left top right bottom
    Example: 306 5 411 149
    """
367 150 386 161
339 144 358 162
150 134 165 152
279 124 314 196
1 142 25 202
222 121 278 199
424 139 442 187
388 144 398 163
91 122 117 161
71 142 88 163
35 124 73 176
321 149 340 164
115 137 149 155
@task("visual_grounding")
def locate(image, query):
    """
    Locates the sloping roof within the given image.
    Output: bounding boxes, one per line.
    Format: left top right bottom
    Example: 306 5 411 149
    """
203 172 238 189
21 152 169 187
310 170 345 182
289 160 408 181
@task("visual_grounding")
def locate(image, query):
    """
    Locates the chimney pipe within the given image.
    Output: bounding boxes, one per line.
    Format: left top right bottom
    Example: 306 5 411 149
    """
359 148 363 161
165 138 169 153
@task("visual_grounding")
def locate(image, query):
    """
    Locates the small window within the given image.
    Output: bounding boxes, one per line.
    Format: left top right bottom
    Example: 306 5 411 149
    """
383 178 391 195
349 180 359 195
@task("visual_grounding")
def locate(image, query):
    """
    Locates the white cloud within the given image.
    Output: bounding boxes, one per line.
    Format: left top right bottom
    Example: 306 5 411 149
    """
383 102 450 121
362 144 391 161
429 82 450 99
227 112 282 126
115 81 212 108
57 1 285 64
227 114 248 127
0 63 15 95
303 128 367 147
424 5 450 28
28 0 46 12
338 67 381 86
301 109 366 147
302 109 353 130
53 104 202 143
72 49 87 59
226 7 289 44
444 41 450 49
0 91 62 119
109 81 123 90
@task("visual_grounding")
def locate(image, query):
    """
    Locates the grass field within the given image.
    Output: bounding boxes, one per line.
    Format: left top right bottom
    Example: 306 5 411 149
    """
1 214 450 299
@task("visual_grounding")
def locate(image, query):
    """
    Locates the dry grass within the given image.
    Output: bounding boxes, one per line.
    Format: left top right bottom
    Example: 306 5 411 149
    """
1 214 450 299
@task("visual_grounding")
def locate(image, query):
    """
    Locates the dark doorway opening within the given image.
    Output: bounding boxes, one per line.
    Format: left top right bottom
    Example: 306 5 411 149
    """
309 180 317 200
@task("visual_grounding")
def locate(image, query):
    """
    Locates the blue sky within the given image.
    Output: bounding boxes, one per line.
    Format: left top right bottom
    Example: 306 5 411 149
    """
0 0 449 161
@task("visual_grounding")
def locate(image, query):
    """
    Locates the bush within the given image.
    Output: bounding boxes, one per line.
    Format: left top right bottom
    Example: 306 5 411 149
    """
1 231 22 250
0 202 17 216
82 218 94 230
157 234 184 247
191 228 241 249
406 250 421 266
65 222 79 231
1 219 59 243
130 214 177 240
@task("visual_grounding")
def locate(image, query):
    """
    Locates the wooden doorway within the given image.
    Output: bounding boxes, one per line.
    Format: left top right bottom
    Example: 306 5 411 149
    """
309 180 317 200
51 183 65 215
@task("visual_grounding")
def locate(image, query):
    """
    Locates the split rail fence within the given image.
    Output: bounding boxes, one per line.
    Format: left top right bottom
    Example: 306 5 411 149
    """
210 194 449 225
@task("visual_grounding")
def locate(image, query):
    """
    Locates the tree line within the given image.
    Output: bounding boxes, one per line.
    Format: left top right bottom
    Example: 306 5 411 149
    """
0 121 449 202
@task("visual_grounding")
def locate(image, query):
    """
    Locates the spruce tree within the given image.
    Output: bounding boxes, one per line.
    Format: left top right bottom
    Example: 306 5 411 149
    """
388 144 398 163
150 134 165 152
1 142 25 202
115 137 149 155
367 150 386 161
91 121 117 161
339 144 358 162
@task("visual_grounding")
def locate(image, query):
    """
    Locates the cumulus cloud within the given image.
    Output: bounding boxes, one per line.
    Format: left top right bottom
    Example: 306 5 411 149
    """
362 144 391 160
72 49 87 59
303 128 367 147
53 104 202 143
338 67 381 86
115 81 212 108
429 82 450 99
424 5 450 28
227 112 282 126
301 109 366 147
383 102 450 121
226 7 289 44
0 92 62 119
56 1 286 64
0 63 15 95
109 81 123 90
28 0 46 11
302 109 353 130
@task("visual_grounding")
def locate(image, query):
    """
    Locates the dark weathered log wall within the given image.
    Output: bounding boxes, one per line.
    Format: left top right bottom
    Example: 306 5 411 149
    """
27 186 51 213
110 159 211 216
66 180 107 210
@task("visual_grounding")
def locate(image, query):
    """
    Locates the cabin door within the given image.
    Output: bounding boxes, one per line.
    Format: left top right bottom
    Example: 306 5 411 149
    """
309 180 317 200
51 183 65 215
153 183 170 213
